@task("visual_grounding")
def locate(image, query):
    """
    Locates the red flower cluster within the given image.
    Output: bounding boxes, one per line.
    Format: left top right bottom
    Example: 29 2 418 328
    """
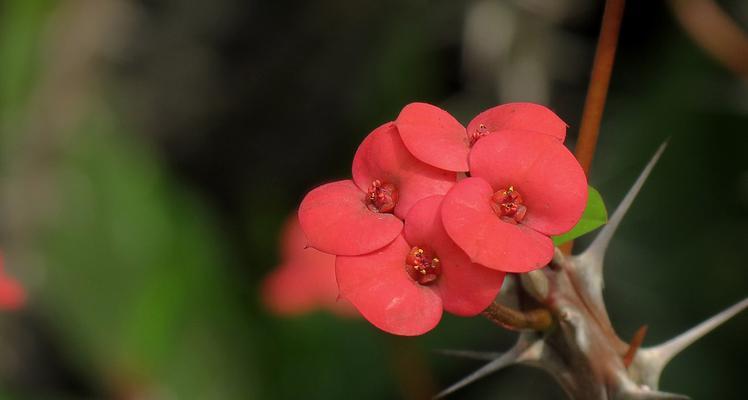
294 102 587 335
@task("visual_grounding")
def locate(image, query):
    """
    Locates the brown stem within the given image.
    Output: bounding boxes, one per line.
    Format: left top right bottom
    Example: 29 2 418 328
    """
482 301 553 331
562 0 626 255
668 0 748 78
575 0 625 175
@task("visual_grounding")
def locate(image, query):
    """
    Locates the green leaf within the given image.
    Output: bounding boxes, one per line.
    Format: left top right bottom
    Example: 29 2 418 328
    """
552 186 608 246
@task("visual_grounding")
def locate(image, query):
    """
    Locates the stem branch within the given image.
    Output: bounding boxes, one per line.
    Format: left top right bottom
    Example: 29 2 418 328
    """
562 0 626 255
482 302 553 331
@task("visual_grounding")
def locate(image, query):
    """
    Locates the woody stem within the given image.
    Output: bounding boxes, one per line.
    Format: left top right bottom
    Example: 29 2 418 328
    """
482 301 553 331
561 0 626 255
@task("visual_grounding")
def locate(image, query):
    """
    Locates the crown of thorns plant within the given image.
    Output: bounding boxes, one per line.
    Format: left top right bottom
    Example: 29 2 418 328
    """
434 142 748 399
262 102 747 399
262 0 747 397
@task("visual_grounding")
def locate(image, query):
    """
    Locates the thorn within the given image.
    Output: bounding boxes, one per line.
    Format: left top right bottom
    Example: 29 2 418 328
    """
623 325 649 367
632 297 748 389
571 142 667 322
433 349 519 399
645 297 747 366
433 349 502 361
578 140 668 277
434 339 544 399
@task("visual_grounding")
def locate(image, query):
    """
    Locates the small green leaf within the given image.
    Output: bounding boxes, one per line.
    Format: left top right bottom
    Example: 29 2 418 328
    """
552 186 607 246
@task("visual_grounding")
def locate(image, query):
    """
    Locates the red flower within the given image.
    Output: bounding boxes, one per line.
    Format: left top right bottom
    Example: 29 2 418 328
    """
0 255 25 311
336 196 505 336
298 122 456 256
293 101 585 334
262 215 356 316
395 102 567 171
441 130 587 273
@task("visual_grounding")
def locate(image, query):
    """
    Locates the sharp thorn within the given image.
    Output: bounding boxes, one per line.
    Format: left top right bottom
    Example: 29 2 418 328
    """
630 297 748 389
644 297 748 367
579 141 667 271
623 325 649 368
570 142 668 323
433 348 519 399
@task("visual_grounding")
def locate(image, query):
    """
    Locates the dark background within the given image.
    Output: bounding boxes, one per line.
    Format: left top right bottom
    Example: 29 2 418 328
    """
0 0 746 398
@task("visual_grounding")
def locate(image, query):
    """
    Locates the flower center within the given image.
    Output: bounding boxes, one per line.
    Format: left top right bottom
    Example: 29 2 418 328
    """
468 123 490 146
366 180 398 213
405 246 441 285
491 186 527 224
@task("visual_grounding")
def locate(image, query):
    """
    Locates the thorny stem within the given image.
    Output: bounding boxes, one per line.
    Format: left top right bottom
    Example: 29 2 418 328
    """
482 301 553 331
445 1 747 392
561 0 626 255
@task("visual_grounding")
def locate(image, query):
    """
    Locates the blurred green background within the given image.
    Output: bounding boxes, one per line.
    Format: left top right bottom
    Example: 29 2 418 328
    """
0 0 746 398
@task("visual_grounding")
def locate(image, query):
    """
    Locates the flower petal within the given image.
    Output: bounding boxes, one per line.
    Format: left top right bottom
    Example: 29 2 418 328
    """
441 178 553 273
352 122 457 219
0 276 25 311
395 102 470 172
0 255 24 311
264 215 358 317
262 249 357 317
280 214 310 261
466 102 567 143
298 180 402 256
262 259 331 316
404 196 505 316
469 131 587 235
336 235 442 336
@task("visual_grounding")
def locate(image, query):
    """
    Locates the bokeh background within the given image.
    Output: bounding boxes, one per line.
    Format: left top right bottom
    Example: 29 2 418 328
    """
0 0 746 398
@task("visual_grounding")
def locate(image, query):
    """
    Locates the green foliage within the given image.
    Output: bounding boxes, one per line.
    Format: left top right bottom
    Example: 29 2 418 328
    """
0 0 52 115
552 186 607 246
33 111 260 398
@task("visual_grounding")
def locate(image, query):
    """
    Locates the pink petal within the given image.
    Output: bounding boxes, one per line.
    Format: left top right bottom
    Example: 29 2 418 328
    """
262 260 327 316
280 214 310 261
262 246 357 316
466 103 567 143
352 122 457 219
0 276 25 311
298 180 402 256
336 236 442 336
404 196 505 316
395 103 470 172
0 255 24 311
469 131 588 235
270 216 335 315
441 178 553 273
